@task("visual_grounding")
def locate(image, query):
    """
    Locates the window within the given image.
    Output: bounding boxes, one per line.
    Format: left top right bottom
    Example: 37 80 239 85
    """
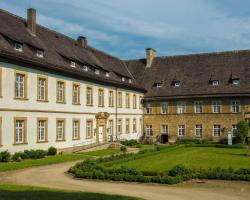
98 89 104 107
37 76 47 101
162 124 168 134
72 119 80 140
139 96 143 109
36 50 44 58
108 91 114 107
232 79 240 85
105 72 110 77
95 69 100 75
56 119 65 141
126 93 130 108
118 119 122 135
128 79 132 83
14 118 27 144
177 102 185 114
231 100 240 113
70 61 76 68
153 82 163 88
178 125 185 137
195 124 202 137
126 119 130 134
57 81 65 103
139 118 143 134
108 120 114 136
133 118 137 133
146 125 153 136
86 120 93 138
232 124 237 137
37 119 47 142
146 103 152 114
15 72 27 99
213 101 221 113
14 43 23 52
213 124 221 137
118 92 122 108
0 117 2 146
195 101 203 113
212 80 219 86
122 77 125 82
72 83 80 105
86 86 93 106
174 81 181 87
161 103 168 114
133 94 137 109
82 65 88 71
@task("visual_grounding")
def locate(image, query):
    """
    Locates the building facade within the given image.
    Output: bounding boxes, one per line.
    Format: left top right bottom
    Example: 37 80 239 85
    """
0 8 249 153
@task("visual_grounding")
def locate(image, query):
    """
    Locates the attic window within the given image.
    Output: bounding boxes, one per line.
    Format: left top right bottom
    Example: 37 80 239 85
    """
105 72 110 77
82 65 88 71
36 50 44 58
128 79 132 84
122 77 126 82
70 61 76 68
173 81 181 87
95 69 100 75
232 79 240 85
14 43 23 52
211 80 219 86
153 82 163 88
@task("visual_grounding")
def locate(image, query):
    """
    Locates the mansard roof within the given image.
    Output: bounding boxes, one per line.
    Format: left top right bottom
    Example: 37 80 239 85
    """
0 9 145 92
125 50 250 100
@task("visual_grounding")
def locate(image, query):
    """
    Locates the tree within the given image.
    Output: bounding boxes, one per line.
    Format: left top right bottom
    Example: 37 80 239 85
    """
235 120 249 144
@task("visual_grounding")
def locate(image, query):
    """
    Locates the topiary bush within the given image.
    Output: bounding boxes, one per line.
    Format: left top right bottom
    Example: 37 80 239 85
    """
120 146 127 152
47 146 57 156
12 152 24 162
235 120 249 144
121 139 139 146
0 150 11 162
169 164 191 176
22 149 47 159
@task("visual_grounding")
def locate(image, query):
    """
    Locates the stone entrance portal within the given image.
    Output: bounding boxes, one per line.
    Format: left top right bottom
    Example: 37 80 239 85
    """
95 112 110 144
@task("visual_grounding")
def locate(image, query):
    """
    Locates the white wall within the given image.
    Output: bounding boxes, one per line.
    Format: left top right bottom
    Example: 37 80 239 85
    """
0 62 143 153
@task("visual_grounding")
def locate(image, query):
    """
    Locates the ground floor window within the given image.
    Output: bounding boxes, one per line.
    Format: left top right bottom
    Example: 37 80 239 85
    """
162 124 168 134
72 119 80 140
232 124 237 137
56 119 65 141
126 119 130 134
86 120 93 138
213 124 221 137
178 125 185 136
146 125 153 136
37 119 47 142
108 120 113 135
133 119 137 133
14 118 27 144
195 124 202 137
118 119 122 135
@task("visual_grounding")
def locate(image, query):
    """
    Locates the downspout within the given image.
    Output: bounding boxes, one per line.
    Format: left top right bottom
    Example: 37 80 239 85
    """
115 87 118 141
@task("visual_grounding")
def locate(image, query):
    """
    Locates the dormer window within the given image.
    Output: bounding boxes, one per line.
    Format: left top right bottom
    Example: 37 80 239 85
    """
82 65 88 71
173 81 181 87
212 80 219 86
36 50 44 58
128 79 132 84
14 43 23 52
95 69 100 75
122 77 126 82
232 79 240 85
70 61 76 68
153 82 163 88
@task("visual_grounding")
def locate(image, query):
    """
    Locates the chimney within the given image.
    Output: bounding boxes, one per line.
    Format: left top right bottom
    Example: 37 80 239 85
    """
146 48 156 68
77 36 87 48
27 8 36 36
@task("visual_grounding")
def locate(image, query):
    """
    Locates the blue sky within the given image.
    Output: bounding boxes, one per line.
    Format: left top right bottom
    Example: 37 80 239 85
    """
1 0 250 59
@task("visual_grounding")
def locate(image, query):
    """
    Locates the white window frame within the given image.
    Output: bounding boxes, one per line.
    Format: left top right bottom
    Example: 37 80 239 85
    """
70 61 76 68
73 120 79 140
15 73 25 98
213 101 221 113
232 124 237 137
162 124 168 134
38 120 46 142
57 81 64 102
14 43 23 52
126 119 130 134
146 103 152 114
73 84 79 104
195 101 203 113
195 124 202 137
231 100 240 113
57 120 65 141
117 119 122 135
232 79 240 85
213 124 221 137
146 125 153 136
212 80 219 86
177 102 185 114
36 50 44 58
174 81 181 87
105 72 110 77
86 120 93 138
133 118 137 133
15 120 24 144
178 125 185 137
108 120 114 135
161 102 168 114
82 65 88 71
38 78 46 101
95 69 100 75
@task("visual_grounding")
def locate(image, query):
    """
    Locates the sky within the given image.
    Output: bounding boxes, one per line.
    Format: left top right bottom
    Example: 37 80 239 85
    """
1 0 250 59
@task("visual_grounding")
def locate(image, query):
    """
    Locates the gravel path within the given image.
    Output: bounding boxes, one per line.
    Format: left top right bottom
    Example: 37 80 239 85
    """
0 161 249 200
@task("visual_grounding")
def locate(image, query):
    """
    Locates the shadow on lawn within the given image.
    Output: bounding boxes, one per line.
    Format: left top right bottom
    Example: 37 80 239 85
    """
216 152 247 157
0 189 140 200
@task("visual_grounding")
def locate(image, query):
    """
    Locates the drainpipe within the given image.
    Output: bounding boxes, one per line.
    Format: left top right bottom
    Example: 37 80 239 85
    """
115 87 118 142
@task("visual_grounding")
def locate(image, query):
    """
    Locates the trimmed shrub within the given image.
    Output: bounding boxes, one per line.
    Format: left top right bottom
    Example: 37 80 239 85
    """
120 146 127 152
12 152 24 162
47 146 57 155
121 139 139 146
235 120 249 144
169 165 190 176
0 150 11 162
22 149 47 159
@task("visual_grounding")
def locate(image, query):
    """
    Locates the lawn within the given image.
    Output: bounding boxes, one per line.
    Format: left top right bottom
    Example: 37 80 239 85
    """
106 146 250 171
0 148 120 172
0 184 142 200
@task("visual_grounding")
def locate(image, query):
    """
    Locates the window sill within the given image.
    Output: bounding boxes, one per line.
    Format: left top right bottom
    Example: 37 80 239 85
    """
98 105 105 107
108 105 114 108
37 99 49 103
37 141 49 143
86 104 93 107
72 138 80 141
56 139 66 142
56 101 66 104
14 97 29 101
13 142 28 146
72 103 81 106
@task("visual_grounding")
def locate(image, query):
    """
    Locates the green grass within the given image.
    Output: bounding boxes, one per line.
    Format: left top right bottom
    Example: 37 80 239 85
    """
106 146 250 172
0 148 120 172
0 184 143 200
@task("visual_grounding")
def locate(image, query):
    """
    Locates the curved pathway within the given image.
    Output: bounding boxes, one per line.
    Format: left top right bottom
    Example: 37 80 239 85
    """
0 161 250 200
